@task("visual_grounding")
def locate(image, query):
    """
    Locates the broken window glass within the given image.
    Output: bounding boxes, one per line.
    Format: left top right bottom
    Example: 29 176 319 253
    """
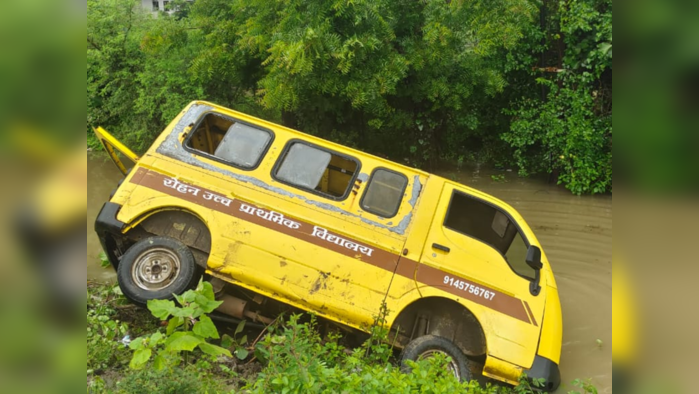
361 169 408 218
185 113 272 170
275 142 358 199
214 123 272 168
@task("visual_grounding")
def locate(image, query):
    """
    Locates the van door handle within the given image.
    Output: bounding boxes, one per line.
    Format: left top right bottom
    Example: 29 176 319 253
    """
432 243 451 253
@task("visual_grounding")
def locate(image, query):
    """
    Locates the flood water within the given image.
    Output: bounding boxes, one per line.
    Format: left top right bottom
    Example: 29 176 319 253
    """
87 155 611 393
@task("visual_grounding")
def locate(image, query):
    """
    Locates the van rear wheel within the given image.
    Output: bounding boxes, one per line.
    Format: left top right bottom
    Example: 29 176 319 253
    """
400 335 472 382
117 236 201 306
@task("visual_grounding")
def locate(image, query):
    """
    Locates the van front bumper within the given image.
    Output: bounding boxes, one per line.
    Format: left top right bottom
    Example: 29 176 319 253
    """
526 355 561 392
94 202 126 269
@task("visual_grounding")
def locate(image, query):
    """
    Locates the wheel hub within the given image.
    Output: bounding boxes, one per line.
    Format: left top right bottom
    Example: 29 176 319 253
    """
418 349 461 381
132 248 181 291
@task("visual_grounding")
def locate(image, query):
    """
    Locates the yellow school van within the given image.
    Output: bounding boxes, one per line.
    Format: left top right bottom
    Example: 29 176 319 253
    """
94 101 562 390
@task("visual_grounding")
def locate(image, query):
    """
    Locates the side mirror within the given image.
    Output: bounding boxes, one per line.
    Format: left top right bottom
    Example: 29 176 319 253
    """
526 245 543 270
526 245 543 296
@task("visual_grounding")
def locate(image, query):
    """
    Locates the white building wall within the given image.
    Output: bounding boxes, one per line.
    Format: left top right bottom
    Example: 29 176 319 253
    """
141 0 191 14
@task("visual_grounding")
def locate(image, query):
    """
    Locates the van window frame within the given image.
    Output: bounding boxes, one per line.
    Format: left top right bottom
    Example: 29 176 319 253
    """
359 167 409 219
271 139 361 202
443 189 535 282
182 111 275 171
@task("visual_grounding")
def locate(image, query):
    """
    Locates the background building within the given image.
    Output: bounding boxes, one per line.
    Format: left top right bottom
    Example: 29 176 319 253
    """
141 0 192 14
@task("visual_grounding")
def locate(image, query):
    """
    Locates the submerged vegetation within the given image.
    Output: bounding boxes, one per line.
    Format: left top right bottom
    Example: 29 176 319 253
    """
87 282 598 393
87 0 611 194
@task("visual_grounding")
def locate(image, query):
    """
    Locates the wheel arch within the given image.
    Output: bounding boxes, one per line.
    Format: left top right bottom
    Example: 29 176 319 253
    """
118 207 213 269
390 296 488 357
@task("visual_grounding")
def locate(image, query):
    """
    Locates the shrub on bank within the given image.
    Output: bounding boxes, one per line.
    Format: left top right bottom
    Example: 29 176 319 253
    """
87 283 598 393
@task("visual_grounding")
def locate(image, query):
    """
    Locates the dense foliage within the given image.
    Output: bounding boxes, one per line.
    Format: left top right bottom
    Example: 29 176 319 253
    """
87 282 600 393
87 0 612 194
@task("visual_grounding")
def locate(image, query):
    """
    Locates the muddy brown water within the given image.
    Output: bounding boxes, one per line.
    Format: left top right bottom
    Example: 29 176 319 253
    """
87 155 611 393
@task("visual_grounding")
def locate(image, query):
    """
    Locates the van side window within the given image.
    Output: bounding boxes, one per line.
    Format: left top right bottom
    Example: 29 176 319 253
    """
274 142 359 200
360 169 408 218
444 191 535 280
185 113 272 169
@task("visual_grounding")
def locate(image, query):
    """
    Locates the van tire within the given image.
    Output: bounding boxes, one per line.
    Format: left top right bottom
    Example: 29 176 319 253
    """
400 335 472 382
117 236 201 306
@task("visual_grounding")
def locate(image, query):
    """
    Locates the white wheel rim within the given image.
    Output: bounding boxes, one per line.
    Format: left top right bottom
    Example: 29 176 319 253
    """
131 248 181 291
418 349 461 380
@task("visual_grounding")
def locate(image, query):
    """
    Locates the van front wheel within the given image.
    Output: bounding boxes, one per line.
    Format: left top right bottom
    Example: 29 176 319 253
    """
400 335 472 382
117 236 201 306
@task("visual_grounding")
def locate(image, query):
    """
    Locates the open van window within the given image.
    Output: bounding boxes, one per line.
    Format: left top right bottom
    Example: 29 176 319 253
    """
185 113 273 170
444 191 535 280
274 141 359 200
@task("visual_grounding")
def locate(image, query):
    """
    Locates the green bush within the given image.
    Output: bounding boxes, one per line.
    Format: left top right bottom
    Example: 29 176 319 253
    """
115 366 222 394
249 315 519 394
87 283 600 394
87 285 130 372
504 77 612 195
502 0 612 195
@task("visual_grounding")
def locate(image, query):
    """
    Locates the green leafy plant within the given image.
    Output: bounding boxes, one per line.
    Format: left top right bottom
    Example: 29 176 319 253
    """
503 0 611 195
247 313 573 394
128 280 232 370
491 174 506 182
221 320 250 360
115 364 226 394
569 378 599 394
98 251 111 268
87 284 130 372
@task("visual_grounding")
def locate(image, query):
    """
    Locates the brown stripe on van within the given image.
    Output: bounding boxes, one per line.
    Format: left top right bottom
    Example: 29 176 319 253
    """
133 169 534 325
133 169 400 270
414 264 532 324
524 301 538 327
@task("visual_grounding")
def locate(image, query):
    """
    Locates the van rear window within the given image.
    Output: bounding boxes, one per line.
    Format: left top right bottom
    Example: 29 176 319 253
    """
361 169 408 218
185 113 272 170
274 142 359 200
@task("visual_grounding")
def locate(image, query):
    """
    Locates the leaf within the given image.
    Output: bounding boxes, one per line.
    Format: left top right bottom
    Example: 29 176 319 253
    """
147 299 177 320
153 354 167 371
235 320 246 336
221 334 234 349
167 316 184 336
194 293 223 314
99 252 111 268
128 337 145 351
164 332 204 352
200 342 232 358
234 348 249 360
170 306 197 319
193 315 220 339
130 348 152 370
177 290 198 305
198 280 216 301
150 331 164 346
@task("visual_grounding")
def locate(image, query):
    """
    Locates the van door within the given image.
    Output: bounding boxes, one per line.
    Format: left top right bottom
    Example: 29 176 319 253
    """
417 183 546 365
93 127 139 175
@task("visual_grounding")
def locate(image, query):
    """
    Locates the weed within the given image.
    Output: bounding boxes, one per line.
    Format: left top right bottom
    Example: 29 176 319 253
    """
99 252 111 268
127 280 231 370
